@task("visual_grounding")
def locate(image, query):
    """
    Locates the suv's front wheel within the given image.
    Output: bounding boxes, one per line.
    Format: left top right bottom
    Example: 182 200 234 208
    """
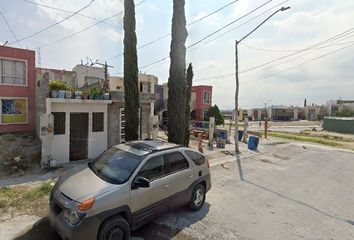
98 215 130 240
188 184 206 211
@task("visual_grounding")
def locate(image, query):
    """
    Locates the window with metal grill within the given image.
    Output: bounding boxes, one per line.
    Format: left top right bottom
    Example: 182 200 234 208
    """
92 112 104 132
53 112 65 135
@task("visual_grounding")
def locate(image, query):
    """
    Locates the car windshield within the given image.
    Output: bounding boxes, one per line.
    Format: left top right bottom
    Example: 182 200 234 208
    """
89 147 142 184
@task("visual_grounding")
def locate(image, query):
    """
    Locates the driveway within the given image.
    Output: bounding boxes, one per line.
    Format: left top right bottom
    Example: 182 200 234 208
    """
12 143 354 240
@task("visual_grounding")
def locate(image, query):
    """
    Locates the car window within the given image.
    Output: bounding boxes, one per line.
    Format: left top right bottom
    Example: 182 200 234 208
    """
185 150 206 166
165 151 189 174
89 147 142 184
138 155 165 181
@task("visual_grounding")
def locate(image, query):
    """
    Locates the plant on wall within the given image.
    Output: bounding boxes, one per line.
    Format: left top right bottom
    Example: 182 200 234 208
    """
88 86 102 99
49 80 67 90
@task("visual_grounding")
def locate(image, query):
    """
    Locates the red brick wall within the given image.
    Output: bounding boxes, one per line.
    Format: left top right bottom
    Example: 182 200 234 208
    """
0 46 36 133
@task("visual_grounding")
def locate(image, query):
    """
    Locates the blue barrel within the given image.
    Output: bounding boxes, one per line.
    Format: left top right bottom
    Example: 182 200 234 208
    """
238 131 244 141
248 136 259 150
218 131 226 140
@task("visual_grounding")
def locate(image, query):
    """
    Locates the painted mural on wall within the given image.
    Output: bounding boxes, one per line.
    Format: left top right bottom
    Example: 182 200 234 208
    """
1 98 28 123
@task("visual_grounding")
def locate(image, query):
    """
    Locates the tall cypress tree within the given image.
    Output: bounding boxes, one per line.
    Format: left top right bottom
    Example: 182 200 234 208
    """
168 0 188 144
123 0 139 141
184 63 193 146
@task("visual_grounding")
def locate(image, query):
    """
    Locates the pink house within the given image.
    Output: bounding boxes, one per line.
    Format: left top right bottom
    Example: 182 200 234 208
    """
0 46 35 133
190 85 212 122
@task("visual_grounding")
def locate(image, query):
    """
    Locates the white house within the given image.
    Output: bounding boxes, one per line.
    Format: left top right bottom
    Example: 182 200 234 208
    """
40 98 112 166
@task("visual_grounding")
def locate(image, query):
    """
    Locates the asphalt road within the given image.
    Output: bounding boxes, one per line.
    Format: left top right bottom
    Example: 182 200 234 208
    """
14 143 354 240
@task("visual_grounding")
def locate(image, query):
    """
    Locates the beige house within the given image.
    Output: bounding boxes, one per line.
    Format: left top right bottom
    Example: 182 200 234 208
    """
72 64 105 88
109 73 158 117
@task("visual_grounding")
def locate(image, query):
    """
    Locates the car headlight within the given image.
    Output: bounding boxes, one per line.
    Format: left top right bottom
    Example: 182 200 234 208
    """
63 208 86 225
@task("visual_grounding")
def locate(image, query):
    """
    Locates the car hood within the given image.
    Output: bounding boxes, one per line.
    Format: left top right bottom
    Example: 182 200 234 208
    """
57 165 116 202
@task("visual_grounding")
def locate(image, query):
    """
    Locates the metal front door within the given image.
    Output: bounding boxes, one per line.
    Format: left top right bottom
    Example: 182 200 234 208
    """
70 113 88 161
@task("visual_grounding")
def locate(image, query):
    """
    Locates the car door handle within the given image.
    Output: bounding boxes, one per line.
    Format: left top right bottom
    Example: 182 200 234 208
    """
188 174 193 179
163 184 169 189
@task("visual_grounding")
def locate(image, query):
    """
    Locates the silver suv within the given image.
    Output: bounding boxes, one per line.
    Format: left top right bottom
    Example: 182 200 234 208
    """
49 140 211 240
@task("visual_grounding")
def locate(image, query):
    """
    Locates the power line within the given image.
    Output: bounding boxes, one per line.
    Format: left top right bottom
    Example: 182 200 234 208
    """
187 0 240 26
263 43 354 79
188 0 272 49
0 9 22 47
194 28 354 82
35 0 147 49
200 0 290 46
137 0 274 71
21 0 122 29
105 0 243 61
203 43 354 86
239 28 354 74
9 0 96 45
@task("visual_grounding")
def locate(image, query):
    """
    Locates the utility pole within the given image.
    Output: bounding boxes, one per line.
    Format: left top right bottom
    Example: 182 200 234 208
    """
263 99 271 139
234 6 290 154
92 60 113 92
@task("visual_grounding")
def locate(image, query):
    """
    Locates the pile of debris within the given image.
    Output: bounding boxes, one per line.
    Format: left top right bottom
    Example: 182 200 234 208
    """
0 133 41 178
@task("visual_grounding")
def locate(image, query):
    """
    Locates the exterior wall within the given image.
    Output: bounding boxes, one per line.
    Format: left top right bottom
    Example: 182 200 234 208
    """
0 46 35 133
37 68 76 87
72 65 105 88
109 74 158 117
324 117 354 134
154 85 164 114
107 102 123 147
35 72 50 137
108 91 154 147
47 99 111 164
191 85 212 122
109 76 124 91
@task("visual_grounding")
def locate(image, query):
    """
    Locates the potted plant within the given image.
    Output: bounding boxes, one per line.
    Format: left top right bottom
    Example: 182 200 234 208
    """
65 85 74 99
49 80 66 98
88 86 102 100
82 90 88 100
74 88 82 99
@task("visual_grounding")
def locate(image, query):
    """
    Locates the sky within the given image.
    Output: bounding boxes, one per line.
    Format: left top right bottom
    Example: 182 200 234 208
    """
0 0 353 109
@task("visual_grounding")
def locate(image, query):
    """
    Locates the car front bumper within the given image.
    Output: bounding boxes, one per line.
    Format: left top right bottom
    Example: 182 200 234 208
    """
49 193 101 240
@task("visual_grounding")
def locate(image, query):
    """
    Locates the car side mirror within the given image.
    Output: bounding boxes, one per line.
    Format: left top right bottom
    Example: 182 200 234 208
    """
132 176 150 189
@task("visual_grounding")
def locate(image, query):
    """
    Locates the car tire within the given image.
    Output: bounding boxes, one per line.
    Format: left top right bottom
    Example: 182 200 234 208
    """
98 215 130 240
188 184 206 211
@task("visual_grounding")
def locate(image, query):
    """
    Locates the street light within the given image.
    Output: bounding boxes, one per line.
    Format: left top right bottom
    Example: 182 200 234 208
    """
234 6 290 153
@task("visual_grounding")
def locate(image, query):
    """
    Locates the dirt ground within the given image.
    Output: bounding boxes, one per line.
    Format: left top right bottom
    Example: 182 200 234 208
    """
0 132 43 180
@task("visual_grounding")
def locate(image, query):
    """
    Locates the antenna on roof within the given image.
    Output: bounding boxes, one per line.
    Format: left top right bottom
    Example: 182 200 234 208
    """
2 41 8 46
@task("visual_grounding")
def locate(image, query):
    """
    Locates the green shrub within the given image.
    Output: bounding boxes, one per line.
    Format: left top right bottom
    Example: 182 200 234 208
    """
49 80 67 90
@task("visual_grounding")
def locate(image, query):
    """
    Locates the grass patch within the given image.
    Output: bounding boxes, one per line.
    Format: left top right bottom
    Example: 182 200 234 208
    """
0 182 53 216
268 132 341 147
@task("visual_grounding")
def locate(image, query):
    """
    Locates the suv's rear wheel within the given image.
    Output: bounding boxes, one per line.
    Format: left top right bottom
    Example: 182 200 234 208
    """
98 216 130 240
188 184 206 211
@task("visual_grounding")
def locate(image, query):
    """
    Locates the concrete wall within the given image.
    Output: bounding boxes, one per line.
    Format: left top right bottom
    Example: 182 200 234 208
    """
47 99 111 164
35 72 50 137
0 46 36 133
110 76 124 91
72 65 105 88
323 117 354 134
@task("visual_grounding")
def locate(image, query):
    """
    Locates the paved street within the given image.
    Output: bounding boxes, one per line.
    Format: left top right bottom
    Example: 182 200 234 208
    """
12 143 354 240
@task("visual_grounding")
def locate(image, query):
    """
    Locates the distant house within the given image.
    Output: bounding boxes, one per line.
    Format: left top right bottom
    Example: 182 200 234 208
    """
326 99 354 116
190 85 213 122
0 46 35 133
72 64 105 88
268 105 299 121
